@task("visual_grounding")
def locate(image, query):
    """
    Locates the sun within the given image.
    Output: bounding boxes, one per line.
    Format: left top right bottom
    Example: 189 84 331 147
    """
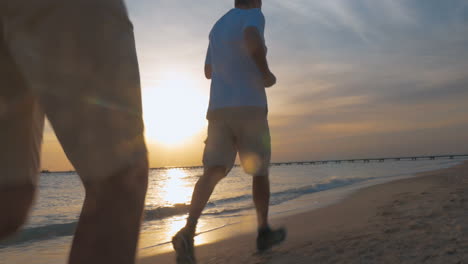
142 70 208 146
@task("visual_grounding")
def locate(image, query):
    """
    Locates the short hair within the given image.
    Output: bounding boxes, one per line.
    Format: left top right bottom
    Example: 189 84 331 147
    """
235 0 252 6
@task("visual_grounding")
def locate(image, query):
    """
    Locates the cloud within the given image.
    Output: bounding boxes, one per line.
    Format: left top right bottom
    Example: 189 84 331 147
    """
268 0 419 45
40 1 468 169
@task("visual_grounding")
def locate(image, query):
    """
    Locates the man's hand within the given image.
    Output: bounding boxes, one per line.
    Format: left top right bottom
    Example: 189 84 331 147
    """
263 71 276 88
204 64 212 80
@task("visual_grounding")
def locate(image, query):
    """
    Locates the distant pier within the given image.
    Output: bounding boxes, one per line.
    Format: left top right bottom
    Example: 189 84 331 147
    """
270 154 468 167
150 154 468 170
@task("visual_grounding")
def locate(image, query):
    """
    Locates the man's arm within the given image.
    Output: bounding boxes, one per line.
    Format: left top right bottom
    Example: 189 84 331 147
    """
204 43 212 80
244 26 276 88
204 64 212 80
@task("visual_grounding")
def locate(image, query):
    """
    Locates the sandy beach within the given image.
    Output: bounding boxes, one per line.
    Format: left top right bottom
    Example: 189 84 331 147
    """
139 161 468 264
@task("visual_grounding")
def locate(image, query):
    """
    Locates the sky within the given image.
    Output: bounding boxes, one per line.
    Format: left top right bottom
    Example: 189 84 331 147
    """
41 0 468 171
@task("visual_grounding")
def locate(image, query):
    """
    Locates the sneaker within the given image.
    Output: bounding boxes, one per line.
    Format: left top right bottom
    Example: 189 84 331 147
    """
256 226 287 252
172 227 196 264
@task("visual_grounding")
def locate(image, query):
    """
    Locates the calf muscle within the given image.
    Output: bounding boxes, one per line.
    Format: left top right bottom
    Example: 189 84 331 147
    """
0 184 36 239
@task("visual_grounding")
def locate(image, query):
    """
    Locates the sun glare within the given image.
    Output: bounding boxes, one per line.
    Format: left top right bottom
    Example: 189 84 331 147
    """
143 70 207 146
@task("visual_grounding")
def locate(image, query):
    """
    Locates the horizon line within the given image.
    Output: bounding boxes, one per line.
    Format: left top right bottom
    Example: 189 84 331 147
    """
40 153 468 173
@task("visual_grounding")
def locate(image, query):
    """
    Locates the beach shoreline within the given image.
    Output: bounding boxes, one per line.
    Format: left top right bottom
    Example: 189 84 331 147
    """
139 160 468 264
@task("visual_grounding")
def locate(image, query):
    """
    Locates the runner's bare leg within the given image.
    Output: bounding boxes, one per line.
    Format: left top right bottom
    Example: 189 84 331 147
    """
185 166 226 233
68 159 148 264
253 175 270 229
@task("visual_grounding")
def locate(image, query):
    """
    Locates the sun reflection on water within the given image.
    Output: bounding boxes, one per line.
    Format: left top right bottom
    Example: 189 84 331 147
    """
160 169 193 206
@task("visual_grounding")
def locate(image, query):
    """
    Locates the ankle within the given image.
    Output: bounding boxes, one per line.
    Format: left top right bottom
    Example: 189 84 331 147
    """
258 225 271 235
185 219 198 235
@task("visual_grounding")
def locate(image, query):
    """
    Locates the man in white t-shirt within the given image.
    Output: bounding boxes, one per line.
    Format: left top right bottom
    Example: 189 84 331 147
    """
172 0 285 263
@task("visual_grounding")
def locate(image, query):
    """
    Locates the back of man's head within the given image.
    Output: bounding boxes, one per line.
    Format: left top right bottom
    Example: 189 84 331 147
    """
235 0 249 6
235 0 260 8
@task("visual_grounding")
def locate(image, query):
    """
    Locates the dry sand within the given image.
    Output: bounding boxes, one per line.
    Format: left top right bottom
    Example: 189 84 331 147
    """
139 161 468 264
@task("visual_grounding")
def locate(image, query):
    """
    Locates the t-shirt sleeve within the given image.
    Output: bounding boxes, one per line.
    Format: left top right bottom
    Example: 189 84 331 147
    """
244 10 265 37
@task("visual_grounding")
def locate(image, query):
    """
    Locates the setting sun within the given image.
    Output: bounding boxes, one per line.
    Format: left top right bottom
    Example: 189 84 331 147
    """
143 70 208 146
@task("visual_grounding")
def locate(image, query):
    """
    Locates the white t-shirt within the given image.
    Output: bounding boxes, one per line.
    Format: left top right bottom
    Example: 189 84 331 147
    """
205 8 268 111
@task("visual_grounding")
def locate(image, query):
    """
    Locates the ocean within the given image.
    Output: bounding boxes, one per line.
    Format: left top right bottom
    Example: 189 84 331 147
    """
0 158 465 263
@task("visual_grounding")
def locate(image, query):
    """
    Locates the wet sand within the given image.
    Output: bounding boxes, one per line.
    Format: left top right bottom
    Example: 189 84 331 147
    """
139 161 468 264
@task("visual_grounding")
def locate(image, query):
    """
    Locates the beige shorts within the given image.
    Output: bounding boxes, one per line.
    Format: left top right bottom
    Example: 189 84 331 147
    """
0 0 147 187
203 118 271 176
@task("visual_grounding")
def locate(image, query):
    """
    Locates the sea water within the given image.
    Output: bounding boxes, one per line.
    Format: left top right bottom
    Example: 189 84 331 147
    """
0 158 465 263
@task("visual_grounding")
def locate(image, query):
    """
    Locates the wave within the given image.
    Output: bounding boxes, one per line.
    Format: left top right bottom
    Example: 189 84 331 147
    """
0 222 77 249
144 203 190 221
0 204 192 248
0 176 373 247
270 177 373 206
